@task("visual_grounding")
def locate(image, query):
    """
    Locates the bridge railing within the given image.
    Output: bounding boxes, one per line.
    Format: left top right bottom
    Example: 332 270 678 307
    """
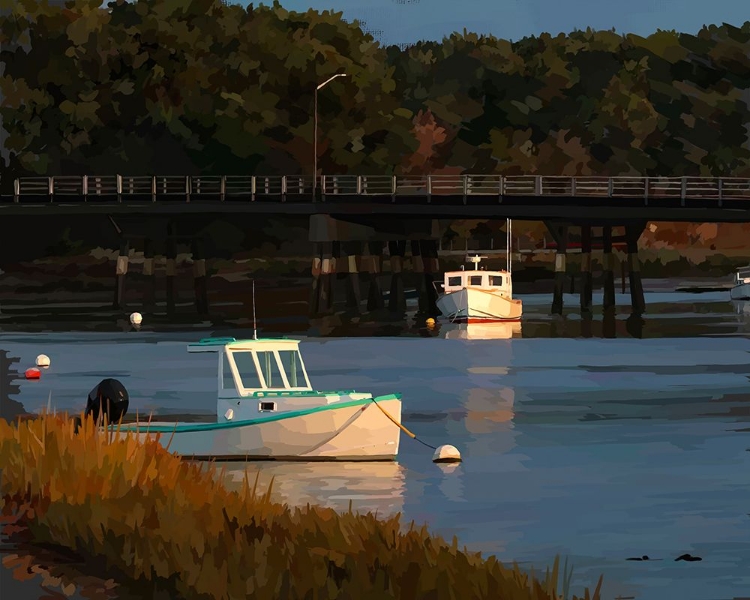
9 174 750 202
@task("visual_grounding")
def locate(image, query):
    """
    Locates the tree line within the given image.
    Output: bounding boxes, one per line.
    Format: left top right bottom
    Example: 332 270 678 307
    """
1 0 749 194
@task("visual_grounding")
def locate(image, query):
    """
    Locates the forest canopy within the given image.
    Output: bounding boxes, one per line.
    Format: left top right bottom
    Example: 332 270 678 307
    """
1 0 749 192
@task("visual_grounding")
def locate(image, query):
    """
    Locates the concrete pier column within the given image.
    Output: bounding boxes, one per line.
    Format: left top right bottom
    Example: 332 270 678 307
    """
309 242 322 316
388 240 406 312
113 239 129 309
365 241 384 311
317 241 334 314
165 224 177 316
551 226 568 315
421 239 440 316
579 225 593 315
411 240 426 312
191 237 209 315
626 224 646 315
143 238 156 308
602 226 616 311
343 242 361 312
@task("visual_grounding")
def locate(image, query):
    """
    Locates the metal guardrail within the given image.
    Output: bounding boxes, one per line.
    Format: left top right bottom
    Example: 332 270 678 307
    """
10 175 750 203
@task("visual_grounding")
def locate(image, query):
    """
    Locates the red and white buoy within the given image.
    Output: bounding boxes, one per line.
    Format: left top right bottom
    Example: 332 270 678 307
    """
25 367 41 380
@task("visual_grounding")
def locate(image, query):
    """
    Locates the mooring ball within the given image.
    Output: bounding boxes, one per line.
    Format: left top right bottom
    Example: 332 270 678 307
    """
36 354 51 368
25 368 41 380
425 318 436 327
432 444 462 463
85 378 130 424
130 312 143 325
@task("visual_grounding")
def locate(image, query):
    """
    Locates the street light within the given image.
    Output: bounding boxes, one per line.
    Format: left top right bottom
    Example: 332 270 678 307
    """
313 73 347 198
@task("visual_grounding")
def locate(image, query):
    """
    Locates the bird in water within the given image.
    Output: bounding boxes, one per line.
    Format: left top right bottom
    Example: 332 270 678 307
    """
675 553 702 562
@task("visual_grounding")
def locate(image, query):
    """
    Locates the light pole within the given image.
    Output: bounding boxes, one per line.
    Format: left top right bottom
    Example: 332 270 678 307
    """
313 73 347 198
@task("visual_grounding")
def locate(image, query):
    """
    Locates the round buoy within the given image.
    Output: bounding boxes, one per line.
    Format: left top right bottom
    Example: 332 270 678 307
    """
25 368 41 380
432 444 462 463
426 317 435 327
36 354 50 368
130 312 143 326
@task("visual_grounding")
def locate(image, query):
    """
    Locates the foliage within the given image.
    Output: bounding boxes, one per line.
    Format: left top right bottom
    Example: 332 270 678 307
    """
0 413 603 599
1 1 749 192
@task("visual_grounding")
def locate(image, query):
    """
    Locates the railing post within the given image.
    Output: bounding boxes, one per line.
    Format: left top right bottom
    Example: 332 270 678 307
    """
718 178 723 207
427 175 432 203
220 176 226 201
13 178 19 203
463 175 468 205
82 175 88 200
534 175 541 195
644 177 649 205
356 176 362 195
319 175 325 202
151 176 156 202
571 177 576 196
48 176 54 202
392 175 397 203
251 176 256 202
281 176 287 202
607 178 614 197
117 175 123 203
680 177 686 207
186 176 191 203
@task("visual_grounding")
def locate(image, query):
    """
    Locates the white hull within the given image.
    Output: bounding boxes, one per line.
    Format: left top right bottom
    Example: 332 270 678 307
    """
119 398 402 461
731 283 750 300
436 288 522 322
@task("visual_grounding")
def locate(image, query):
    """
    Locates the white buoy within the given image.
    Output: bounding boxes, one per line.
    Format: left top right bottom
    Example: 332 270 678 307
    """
130 312 143 326
36 354 50 368
432 444 462 463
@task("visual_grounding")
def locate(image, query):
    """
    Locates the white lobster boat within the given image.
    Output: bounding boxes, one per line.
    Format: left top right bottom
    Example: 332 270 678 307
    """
113 337 403 461
730 265 750 300
435 255 522 323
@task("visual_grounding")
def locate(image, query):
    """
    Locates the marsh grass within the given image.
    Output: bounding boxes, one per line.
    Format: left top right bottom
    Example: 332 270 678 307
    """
0 413 602 600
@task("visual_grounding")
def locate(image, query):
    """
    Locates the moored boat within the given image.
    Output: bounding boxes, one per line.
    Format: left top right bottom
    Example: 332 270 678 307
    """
102 336 404 461
730 265 750 300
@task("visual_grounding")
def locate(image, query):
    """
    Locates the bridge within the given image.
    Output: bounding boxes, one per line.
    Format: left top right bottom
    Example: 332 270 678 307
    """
3 173 749 324
4 174 750 221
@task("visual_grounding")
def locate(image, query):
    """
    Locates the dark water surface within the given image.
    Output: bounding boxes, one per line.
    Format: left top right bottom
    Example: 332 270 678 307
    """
2 282 750 600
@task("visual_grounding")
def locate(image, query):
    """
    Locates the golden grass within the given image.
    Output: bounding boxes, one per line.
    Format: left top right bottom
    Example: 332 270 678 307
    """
0 414 603 600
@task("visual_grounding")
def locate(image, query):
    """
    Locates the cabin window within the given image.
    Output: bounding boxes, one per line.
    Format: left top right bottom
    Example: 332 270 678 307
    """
448 276 462 287
221 353 236 390
256 351 283 388
259 401 277 412
490 275 504 286
278 350 305 387
469 275 483 286
231 351 263 389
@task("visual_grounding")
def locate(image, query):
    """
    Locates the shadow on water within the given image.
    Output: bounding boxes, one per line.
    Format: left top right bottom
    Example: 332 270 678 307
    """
0 349 27 420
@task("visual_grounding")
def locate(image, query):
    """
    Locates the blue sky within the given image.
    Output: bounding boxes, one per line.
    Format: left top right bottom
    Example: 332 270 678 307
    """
258 0 749 46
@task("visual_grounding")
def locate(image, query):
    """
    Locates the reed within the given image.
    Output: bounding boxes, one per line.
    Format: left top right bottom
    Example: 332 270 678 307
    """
0 413 602 600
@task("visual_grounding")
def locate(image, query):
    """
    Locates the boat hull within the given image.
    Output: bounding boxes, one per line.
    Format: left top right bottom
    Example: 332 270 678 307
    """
115 397 402 461
436 288 522 322
730 283 750 300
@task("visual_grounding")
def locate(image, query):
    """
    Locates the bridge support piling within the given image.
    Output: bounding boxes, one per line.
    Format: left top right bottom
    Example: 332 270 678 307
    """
309 243 322 316
388 240 406 312
626 224 646 315
191 237 209 316
143 238 156 308
551 226 568 315
602 226 616 311
317 242 334 315
113 239 129 309
411 241 426 313
365 242 384 311
580 225 593 315
343 242 361 312
421 239 440 316
165 224 177 316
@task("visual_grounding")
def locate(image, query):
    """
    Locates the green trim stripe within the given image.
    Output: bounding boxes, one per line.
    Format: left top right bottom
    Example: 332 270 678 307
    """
114 393 401 434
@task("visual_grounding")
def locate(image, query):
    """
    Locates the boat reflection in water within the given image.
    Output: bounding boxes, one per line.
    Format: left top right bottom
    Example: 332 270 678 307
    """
443 321 522 340
216 461 407 517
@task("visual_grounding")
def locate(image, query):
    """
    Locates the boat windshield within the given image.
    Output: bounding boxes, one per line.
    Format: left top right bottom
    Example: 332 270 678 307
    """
231 351 263 389
255 351 283 388
277 349 307 387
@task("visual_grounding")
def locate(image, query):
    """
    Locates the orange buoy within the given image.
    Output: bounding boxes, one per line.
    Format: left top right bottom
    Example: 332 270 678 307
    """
25 368 41 380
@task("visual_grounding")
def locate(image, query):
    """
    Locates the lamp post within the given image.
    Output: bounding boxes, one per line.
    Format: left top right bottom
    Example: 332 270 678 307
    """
313 73 347 198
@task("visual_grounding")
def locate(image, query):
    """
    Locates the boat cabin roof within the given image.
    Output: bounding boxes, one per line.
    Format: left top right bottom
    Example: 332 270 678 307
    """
187 336 301 353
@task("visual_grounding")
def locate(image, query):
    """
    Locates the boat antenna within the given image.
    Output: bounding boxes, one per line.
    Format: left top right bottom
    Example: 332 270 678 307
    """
252 279 258 340
508 218 512 275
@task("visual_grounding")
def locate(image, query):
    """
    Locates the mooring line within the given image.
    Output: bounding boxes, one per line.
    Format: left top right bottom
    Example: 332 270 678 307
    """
370 397 437 451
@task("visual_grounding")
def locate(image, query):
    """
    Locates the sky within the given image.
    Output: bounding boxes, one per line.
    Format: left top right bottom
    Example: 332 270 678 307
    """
256 0 749 46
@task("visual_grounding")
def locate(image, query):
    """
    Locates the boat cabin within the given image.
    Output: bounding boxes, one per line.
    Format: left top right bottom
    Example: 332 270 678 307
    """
735 265 750 284
441 269 513 297
188 337 312 398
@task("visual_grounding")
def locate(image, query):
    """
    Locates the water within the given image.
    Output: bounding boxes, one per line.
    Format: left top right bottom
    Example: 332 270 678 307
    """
3 286 750 600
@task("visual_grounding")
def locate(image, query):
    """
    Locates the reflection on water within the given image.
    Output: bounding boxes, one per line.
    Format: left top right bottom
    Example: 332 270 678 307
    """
443 321 522 340
217 461 407 517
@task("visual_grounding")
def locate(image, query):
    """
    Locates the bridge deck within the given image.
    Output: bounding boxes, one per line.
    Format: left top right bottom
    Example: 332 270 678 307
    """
4 175 750 221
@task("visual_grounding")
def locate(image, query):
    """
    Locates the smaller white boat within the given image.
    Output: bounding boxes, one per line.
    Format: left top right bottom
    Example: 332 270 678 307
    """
435 255 522 323
730 265 750 300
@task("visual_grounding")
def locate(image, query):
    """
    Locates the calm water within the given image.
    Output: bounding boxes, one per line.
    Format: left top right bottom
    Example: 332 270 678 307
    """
3 285 750 600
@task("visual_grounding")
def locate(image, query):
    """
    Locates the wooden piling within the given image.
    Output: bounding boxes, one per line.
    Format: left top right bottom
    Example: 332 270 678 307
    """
143 238 155 308
165 225 176 316
192 237 209 315
365 241 384 311
317 242 334 314
420 239 439 316
626 224 646 314
551 226 568 315
343 242 361 312
309 242 322 316
411 240 426 313
388 240 406 312
113 239 129 309
602 226 616 311
580 225 593 314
